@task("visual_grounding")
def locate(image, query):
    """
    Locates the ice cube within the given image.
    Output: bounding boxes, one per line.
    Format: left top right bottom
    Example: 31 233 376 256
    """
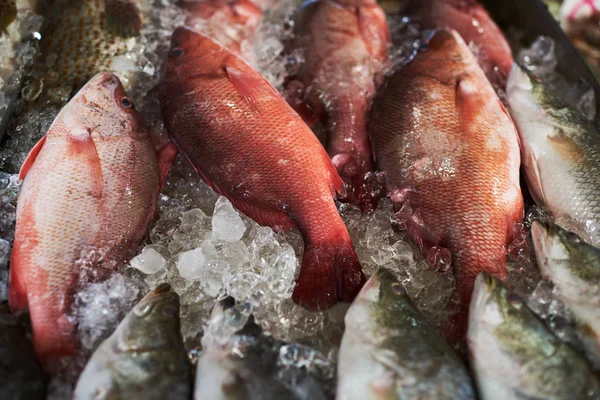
176 240 218 280
212 197 246 242
130 246 167 274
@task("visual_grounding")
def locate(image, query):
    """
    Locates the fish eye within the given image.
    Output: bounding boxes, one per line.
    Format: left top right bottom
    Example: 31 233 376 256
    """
162 305 177 318
120 97 134 109
507 293 522 309
169 47 185 58
391 282 405 295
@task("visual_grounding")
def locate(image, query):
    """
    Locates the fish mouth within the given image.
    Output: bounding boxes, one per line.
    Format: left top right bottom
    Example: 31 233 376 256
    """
507 63 532 94
530 221 549 266
148 283 172 296
355 271 383 304
468 273 495 334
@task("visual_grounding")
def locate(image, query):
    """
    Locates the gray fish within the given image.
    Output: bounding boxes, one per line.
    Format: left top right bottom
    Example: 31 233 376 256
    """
73 283 191 400
468 273 600 400
507 64 600 247
337 269 475 400
195 298 328 400
0 302 46 400
532 221 600 368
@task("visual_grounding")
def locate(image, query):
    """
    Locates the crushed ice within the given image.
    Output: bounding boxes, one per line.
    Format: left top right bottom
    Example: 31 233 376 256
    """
1 0 595 398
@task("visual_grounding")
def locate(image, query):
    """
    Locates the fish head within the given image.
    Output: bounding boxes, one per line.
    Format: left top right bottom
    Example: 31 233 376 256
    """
469 272 531 345
117 283 181 352
346 269 412 340
163 27 229 82
532 221 600 284
405 29 478 81
63 72 147 141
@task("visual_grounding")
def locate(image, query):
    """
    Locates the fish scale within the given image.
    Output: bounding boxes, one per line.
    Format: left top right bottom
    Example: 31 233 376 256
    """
369 29 523 344
507 65 600 247
10 72 162 372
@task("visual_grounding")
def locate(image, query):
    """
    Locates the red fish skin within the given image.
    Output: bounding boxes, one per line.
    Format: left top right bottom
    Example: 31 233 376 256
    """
286 0 390 213
180 0 264 61
159 27 365 311
369 30 523 344
402 0 514 90
10 72 160 372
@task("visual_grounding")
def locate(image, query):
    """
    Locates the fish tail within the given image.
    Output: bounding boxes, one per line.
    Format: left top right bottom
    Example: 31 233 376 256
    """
292 231 365 311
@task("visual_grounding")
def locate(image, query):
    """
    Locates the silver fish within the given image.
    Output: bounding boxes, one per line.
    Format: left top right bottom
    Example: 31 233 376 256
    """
532 221 600 368
337 269 475 400
507 64 600 247
195 298 328 400
468 273 600 400
73 283 191 400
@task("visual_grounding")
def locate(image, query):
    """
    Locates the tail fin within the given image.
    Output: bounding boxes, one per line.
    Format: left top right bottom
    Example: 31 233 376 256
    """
292 239 365 311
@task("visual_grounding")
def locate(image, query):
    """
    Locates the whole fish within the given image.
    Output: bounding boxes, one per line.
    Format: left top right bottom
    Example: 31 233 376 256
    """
73 284 191 400
507 64 600 247
337 269 476 400
286 0 390 212
402 0 514 89
180 0 264 62
159 27 365 311
369 29 523 343
0 302 46 399
10 72 164 371
531 221 600 368
468 273 600 399
195 298 328 400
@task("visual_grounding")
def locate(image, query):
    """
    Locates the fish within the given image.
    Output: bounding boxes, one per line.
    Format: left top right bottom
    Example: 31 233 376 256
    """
9 72 167 372
507 64 600 247
195 297 328 400
369 29 523 343
0 302 46 399
180 0 265 62
468 273 600 399
0 0 16 35
159 27 365 311
337 268 476 400
531 221 600 368
402 0 514 89
286 0 390 212
73 284 191 400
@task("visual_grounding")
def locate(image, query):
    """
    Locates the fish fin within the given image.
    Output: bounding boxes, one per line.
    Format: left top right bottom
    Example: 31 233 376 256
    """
357 5 390 59
8 248 28 313
324 157 346 198
226 196 296 232
292 235 365 310
103 0 142 37
283 78 319 126
526 149 549 207
225 62 281 113
67 128 104 198
182 155 297 232
156 141 178 191
18 134 47 182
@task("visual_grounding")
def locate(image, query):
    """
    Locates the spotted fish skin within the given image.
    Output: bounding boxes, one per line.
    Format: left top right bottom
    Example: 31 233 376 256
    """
21 0 141 107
